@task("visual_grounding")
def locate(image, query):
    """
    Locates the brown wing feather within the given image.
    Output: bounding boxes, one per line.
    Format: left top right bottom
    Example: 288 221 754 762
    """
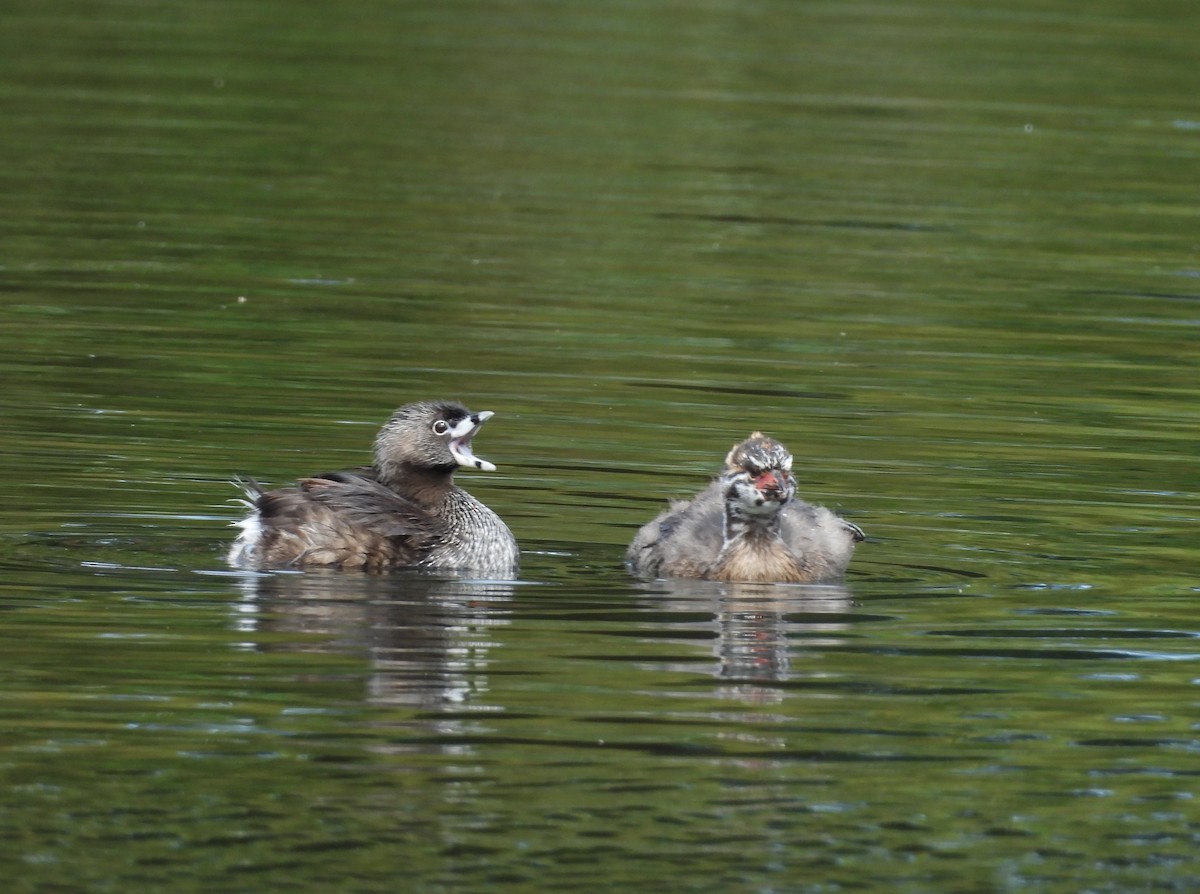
298 472 444 540
253 471 445 570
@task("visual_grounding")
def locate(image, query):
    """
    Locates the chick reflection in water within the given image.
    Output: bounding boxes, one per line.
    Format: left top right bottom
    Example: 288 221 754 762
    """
627 433 863 583
644 580 854 701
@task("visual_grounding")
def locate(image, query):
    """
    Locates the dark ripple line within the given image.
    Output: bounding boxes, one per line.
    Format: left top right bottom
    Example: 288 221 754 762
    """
1077 737 1200 749
655 211 946 232
884 562 988 580
830 645 1141 661
678 679 1003 696
927 628 1199 640
1087 288 1200 303
579 716 938 739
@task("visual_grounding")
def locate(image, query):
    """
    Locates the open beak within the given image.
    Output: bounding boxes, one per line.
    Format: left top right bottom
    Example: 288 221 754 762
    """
448 411 497 472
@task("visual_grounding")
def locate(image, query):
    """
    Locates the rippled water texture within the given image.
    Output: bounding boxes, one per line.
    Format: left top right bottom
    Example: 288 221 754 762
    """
2 1 1198 891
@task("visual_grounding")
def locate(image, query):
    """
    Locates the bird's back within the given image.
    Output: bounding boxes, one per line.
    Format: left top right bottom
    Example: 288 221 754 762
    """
626 483 724 579
229 471 442 571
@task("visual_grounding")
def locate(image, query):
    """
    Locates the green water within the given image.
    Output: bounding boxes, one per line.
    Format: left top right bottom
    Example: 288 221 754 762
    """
2 0 1199 891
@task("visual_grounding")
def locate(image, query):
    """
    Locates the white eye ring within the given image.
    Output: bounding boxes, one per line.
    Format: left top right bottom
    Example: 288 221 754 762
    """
432 420 450 435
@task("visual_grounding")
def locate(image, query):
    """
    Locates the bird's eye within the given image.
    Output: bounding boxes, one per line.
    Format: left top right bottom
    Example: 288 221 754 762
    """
432 420 450 435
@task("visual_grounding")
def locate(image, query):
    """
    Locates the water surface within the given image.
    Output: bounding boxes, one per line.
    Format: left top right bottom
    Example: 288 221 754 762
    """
2 1 1198 891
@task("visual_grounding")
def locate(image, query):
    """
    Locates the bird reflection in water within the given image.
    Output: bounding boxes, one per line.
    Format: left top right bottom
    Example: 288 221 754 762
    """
639 580 854 705
230 570 514 713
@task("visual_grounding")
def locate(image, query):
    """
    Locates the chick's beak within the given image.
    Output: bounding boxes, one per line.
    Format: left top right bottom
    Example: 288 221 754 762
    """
754 470 788 500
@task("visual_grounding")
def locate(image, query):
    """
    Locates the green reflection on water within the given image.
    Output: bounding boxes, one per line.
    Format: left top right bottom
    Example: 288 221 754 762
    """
1 0 1198 891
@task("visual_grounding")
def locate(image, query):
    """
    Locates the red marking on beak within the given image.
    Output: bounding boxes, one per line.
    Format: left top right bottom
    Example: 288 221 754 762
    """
754 471 782 495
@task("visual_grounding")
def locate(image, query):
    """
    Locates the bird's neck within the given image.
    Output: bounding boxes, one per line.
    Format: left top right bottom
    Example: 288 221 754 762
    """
712 504 807 583
722 504 783 545
376 460 457 505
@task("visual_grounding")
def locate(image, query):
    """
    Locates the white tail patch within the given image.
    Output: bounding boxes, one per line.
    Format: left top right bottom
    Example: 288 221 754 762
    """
226 508 263 566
